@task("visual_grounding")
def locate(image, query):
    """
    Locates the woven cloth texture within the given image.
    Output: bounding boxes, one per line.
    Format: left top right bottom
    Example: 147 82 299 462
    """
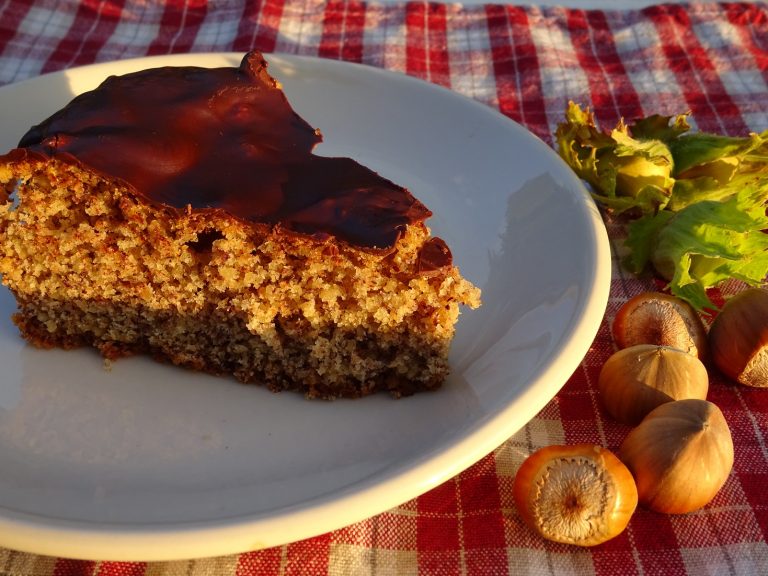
0 1 767 575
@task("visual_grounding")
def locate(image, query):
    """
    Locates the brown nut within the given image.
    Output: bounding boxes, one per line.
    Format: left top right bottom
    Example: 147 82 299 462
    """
612 292 708 361
709 288 768 387
619 399 734 514
513 444 638 546
598 344 709 425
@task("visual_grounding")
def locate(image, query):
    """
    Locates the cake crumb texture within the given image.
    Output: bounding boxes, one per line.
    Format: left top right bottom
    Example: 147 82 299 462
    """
0 158 480 398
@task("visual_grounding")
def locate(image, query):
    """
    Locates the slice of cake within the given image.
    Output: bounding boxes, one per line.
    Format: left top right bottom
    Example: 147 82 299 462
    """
0 51 480 399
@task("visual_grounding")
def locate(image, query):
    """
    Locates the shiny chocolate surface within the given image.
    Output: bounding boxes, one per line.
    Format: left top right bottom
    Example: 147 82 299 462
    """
17 52 446 257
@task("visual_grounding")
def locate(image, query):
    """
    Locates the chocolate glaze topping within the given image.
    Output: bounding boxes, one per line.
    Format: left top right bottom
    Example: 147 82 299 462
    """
16 52 451 264
417 237 452 275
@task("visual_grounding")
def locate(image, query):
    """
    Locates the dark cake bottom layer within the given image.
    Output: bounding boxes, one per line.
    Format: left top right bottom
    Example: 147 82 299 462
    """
11 296 449 399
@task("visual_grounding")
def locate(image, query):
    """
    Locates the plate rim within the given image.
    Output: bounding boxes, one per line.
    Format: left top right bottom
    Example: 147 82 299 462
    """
0 51 611 561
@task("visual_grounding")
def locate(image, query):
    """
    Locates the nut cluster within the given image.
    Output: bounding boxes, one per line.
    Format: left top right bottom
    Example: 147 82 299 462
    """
513 288 767 547
603 291 744 515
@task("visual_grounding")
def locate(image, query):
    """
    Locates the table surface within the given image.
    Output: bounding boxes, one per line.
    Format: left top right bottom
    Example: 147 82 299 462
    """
0 0 767 575
412 0 753 4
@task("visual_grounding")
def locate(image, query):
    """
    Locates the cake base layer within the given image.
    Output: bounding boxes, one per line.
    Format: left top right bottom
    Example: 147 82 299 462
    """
12 296 448 399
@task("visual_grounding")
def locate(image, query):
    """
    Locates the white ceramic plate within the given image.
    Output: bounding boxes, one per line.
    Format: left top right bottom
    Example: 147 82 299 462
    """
0 53 610 561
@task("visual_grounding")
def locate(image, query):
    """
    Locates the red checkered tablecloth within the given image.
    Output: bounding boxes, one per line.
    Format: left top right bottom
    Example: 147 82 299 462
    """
1 1 767 574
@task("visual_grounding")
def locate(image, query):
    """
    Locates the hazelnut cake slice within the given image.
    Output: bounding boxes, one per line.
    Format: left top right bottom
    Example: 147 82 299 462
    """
0 51 480 399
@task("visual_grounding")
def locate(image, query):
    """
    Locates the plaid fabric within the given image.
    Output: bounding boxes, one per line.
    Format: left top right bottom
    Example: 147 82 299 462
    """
1 0 767 574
